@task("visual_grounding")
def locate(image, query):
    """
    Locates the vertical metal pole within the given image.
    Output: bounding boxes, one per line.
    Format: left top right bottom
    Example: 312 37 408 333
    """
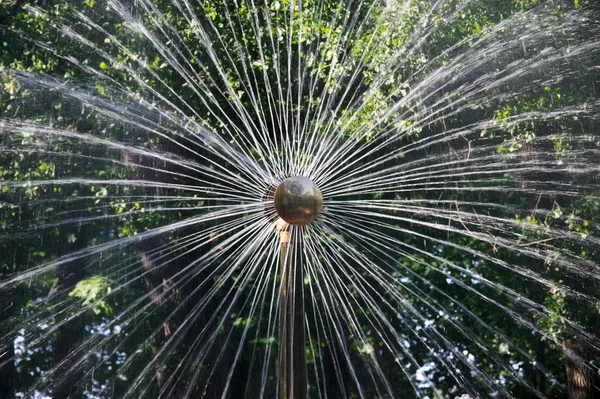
279 227 308 399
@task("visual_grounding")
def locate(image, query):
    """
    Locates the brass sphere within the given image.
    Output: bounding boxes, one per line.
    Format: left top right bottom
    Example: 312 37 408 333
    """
274 177 323 226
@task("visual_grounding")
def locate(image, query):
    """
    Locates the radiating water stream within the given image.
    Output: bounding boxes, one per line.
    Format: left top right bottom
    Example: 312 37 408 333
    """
0 0 599 397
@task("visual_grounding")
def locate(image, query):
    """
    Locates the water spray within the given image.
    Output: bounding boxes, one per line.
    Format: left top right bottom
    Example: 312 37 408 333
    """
274 177 323 399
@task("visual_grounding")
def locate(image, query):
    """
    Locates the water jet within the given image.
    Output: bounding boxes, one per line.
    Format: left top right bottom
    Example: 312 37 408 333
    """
1 1 599 397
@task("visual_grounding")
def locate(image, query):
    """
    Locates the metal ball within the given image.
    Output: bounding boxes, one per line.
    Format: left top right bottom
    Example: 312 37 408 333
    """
274 177 323 226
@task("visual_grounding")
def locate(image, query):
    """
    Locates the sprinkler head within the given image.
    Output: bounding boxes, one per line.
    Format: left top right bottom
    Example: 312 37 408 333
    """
274 176 323 226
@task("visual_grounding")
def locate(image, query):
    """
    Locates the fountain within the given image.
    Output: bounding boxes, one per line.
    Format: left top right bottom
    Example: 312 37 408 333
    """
0 0 599 398
273 176 322 397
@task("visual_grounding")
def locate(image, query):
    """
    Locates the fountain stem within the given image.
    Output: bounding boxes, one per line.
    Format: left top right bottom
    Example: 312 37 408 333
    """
278 227 308 399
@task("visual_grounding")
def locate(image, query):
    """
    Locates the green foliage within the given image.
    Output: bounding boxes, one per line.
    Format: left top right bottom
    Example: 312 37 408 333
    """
69 275 114 315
